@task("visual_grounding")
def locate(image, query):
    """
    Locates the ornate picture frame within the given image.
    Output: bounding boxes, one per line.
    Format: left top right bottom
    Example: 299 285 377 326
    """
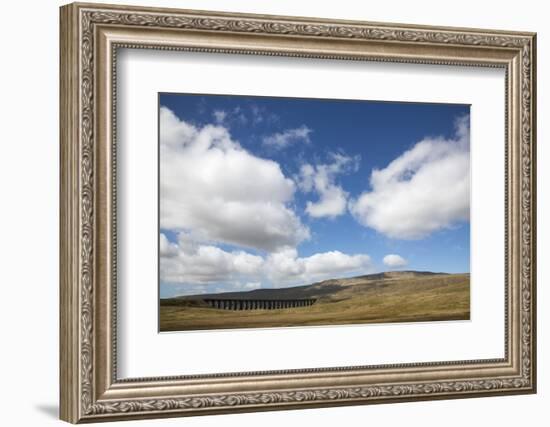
60 2 536 423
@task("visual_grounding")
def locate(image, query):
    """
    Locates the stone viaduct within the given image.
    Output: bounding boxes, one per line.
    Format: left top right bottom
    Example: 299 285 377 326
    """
203 298 317 311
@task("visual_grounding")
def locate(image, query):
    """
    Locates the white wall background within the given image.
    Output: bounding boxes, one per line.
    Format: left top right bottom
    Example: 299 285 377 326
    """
0 0 545 426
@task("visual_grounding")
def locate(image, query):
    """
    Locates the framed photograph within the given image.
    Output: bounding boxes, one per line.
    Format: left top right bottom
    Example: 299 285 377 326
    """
60 2 537 423
157 93 472 332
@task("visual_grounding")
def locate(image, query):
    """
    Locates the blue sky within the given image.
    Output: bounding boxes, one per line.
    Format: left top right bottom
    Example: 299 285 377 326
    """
159 93 470 298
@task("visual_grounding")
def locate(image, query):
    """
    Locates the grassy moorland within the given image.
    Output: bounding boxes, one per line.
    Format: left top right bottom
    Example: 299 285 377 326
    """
159 271 470 332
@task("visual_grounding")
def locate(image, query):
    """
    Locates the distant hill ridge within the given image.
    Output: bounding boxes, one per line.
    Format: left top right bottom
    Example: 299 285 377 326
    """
166 270 460 302
354 270 447 280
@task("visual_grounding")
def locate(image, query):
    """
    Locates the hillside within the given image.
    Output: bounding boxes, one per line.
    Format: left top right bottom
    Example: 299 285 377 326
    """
160 271 470 331
166 270 448 302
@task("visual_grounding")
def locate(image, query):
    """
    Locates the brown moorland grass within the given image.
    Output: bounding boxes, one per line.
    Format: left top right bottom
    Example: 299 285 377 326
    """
159 272 470 332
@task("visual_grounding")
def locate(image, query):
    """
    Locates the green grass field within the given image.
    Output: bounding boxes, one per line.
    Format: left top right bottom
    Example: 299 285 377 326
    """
159 272 470 332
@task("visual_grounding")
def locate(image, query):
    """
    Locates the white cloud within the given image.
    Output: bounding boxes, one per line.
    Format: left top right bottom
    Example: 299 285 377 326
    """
350 115 470 239
212 107 247 125
231 106 248 125
159 233 178 257
243 282 261 290
298 153 360 219
249 104 280 125
160 106 310 252
251 105 264 124
383 254 408 268
212 109 227 124
160 233 264 285
265 247 372 284
161 233 372 292
263 125 312 149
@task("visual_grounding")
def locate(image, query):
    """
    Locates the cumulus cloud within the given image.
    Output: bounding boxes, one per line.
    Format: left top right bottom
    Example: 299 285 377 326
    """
160 233 373 292
383 254 408 268
159 233 178 257
160 233 264 285
160 106 310 252
298 153 360 219
350 115 470 239
263 125 312 149
266 247 372 284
